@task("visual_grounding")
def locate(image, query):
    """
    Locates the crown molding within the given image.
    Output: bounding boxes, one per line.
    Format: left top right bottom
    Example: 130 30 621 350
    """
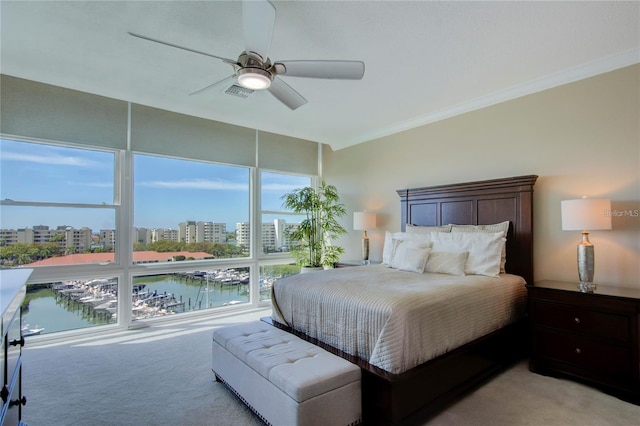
336 48 640 151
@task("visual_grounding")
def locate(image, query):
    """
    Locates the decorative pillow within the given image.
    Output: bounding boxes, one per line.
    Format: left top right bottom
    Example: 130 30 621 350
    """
431 231 505 277
450 221 509 234
406 224 452 234
424 251 468 276
451 221 509 273
390 241 431 273
383 232 431 266
382 231 411 265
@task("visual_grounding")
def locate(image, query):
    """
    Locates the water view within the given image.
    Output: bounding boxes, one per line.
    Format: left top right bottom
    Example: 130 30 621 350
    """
22 269 263 335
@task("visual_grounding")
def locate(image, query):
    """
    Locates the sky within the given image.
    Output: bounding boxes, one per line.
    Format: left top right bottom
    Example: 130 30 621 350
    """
0 138 310 232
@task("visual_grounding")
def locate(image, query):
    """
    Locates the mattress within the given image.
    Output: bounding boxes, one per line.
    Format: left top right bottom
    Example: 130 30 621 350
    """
271 265 527 374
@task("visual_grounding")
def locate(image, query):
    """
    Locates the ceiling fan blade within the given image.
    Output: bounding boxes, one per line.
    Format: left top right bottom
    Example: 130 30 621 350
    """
276 60 365 80
268 78 308 110
128 32 236 63
242 0 276 59
189 75 236 96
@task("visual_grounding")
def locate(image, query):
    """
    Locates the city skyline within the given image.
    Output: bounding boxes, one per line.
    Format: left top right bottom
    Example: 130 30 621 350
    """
0 138 311 231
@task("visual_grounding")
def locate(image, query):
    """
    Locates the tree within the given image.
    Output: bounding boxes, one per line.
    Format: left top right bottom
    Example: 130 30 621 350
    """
146 240 183 252
281 180 347 268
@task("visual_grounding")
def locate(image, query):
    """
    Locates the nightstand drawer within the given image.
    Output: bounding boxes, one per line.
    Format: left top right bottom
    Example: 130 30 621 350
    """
535 329 631 377
532 300 630 343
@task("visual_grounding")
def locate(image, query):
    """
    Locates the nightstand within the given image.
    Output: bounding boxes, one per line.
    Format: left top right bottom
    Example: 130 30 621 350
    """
527 280 639 404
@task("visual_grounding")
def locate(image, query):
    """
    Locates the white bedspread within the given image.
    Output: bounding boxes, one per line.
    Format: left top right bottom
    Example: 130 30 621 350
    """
271 265 527 374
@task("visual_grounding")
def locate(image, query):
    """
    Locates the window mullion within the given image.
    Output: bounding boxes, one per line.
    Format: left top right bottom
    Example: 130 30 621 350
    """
116 128 134 327
250 167 261 305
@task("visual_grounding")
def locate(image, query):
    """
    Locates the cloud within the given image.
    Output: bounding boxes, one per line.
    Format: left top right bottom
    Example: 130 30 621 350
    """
140 178 247 191
262 183 303 191
1 151 100 167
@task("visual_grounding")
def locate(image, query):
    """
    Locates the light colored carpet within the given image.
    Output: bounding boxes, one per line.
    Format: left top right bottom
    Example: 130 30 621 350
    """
22 308 639 426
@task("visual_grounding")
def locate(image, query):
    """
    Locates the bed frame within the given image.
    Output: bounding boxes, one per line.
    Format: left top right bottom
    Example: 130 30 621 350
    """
268 174 538 425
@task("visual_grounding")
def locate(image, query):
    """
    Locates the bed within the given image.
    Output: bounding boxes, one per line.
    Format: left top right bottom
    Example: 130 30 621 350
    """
268 174 538 425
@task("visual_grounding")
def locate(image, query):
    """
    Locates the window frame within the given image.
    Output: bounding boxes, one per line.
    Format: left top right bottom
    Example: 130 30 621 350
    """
258 169 316 261
1 134 319 339
0 137 122 267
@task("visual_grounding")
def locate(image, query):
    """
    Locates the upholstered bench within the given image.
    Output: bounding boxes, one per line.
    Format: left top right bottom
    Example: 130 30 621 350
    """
212 321 362 426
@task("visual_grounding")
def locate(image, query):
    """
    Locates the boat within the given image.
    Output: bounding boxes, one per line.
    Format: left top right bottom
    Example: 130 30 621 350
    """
22 324 45 336
94 300 118 313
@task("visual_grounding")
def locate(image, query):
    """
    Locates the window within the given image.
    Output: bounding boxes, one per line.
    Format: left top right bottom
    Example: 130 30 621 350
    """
258 172 311 302
22 277 118 335
259 263 300 301
1 132 318 335
2 77 323 336
133 154 250 262
0 138 117 267
260 171 312 255
132 267 250 320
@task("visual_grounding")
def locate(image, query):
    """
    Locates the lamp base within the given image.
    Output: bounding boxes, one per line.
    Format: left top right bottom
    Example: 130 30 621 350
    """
576 231 595 286
361 233 370 265
578 282 596 293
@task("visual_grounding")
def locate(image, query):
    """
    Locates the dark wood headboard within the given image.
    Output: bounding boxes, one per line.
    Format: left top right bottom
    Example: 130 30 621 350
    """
397 175 538 285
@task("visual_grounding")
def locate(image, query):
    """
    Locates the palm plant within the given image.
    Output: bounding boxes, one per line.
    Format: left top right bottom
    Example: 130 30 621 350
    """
281 180 347 268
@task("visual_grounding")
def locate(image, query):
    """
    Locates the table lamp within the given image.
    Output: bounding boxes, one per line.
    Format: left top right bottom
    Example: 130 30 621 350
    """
561 197 611 292
353 211 376 265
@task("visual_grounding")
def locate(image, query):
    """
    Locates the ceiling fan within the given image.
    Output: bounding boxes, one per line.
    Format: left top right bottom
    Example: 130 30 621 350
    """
128 0 365 110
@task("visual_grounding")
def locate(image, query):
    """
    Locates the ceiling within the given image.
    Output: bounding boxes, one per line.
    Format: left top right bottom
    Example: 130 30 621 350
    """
1 1 638 151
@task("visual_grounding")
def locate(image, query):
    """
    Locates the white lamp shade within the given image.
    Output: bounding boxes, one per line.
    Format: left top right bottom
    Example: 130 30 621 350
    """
353 212 376 231
561 198 612 231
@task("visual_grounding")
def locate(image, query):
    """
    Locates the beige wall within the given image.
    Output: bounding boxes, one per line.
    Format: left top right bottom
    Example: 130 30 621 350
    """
324 64 639 289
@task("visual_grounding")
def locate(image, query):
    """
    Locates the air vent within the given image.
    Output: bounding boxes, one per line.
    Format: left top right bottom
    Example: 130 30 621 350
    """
225 84 254 98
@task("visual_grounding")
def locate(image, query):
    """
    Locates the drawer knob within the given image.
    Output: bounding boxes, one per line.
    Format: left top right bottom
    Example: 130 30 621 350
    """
574 317 581 324
575 348 582 355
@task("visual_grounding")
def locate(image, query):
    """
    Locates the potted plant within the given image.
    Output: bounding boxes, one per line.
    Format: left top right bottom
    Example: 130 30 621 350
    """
282 180 347 270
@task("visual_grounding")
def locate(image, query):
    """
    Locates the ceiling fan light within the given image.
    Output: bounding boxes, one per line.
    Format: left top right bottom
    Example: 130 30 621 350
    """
237 68 272 90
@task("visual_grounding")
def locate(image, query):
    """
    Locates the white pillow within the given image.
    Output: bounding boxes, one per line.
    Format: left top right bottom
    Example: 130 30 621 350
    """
382 232 430 265
382 231 411 265
425 251 468 276
451 221 509 272
406 224 452 234
431 231 505 277
390 241 431 273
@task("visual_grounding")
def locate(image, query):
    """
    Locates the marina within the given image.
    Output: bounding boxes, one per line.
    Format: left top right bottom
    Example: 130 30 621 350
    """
23 268 265 334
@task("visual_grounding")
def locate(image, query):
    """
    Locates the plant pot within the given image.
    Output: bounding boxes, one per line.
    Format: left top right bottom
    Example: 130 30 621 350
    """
300 266 323 274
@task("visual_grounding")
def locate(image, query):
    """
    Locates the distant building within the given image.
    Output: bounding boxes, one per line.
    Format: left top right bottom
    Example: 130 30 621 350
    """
179 220 197 243
63 226 93 253
236 220 299 253
2 219 230 252
134 227 151 247
99 229 117 250
151 228 178 243
200 221 226 243
0 225 91 253
0 229 18 245
236 222 250 248
179 221 227 244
